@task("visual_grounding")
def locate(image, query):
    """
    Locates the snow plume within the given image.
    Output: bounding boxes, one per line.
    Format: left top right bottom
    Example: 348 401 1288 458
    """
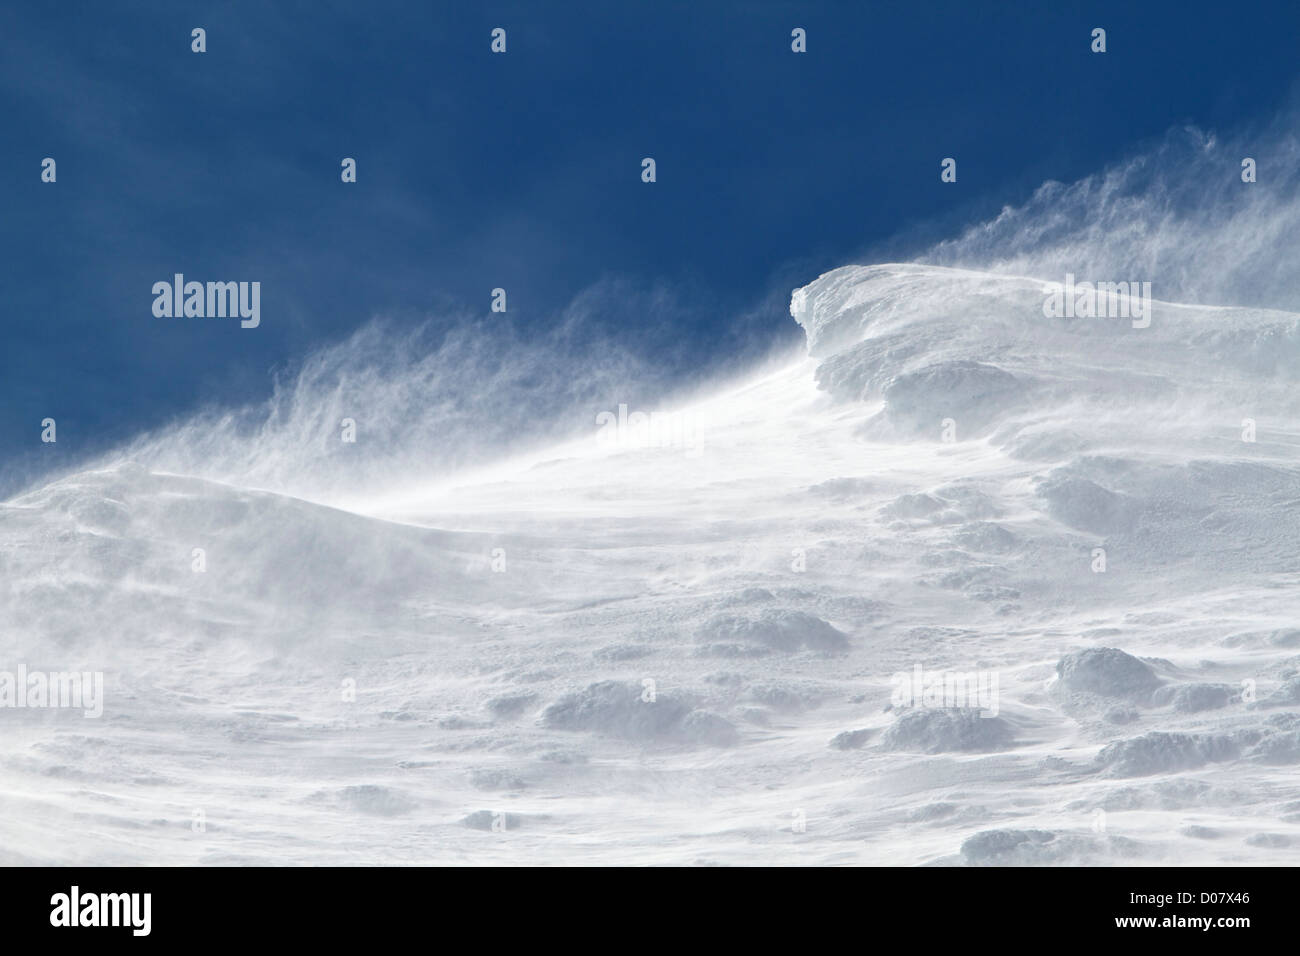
111 305 676 505
921 103 1300 311
96 275 796 507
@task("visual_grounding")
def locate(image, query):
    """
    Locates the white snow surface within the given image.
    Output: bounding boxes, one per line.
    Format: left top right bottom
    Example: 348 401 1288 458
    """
3 263 1299 865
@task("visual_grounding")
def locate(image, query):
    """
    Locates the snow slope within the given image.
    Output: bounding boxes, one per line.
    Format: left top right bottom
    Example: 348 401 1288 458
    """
2 263 1299 865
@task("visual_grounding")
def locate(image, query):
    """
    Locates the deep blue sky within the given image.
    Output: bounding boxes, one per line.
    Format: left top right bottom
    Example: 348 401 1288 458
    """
3 0 1298 489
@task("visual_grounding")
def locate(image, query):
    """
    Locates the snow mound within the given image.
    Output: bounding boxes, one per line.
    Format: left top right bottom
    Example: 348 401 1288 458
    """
880 361 1026 434
539 681 738 747
1096 732 1239 776
1055 648 1160 701
694 609 848 654
1152 683 1238 713
1035 476 1138 535
314 785 417 817
829 729 874 750
881 708 1015 754
960 828 1140 865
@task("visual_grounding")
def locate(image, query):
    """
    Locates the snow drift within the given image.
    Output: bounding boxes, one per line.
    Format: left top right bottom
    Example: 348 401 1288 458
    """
5 111 1300 863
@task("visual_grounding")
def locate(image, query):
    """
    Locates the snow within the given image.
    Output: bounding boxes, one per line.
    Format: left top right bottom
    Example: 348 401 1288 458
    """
2 262 1299 864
